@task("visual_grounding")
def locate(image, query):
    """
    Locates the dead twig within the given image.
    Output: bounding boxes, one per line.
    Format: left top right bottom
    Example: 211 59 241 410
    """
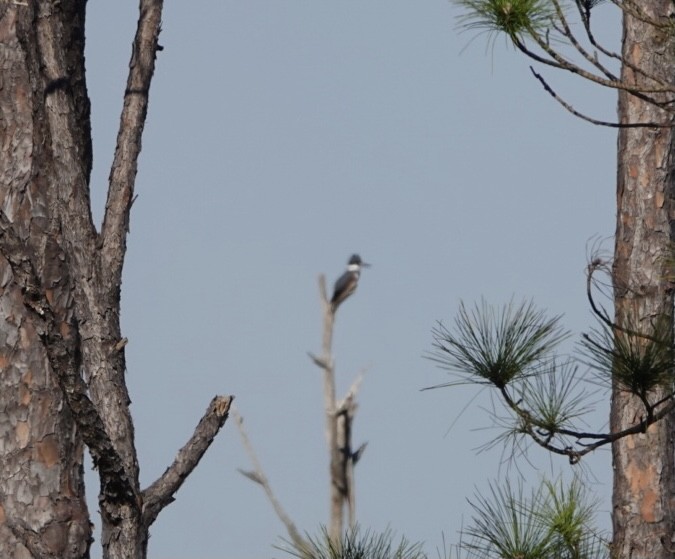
232 407 308 551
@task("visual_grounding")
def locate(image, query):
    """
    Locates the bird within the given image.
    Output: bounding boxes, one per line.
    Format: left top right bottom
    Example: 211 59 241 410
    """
330 254 370 312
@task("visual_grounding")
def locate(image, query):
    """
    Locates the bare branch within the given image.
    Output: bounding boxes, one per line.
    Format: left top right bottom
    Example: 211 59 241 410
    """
233 408 308 552
574 0 671 90
336 392 359 530
529 29 675 96
237 468 264 485
314 274 342 541
530 68 674 128
575 3 620 60
549 0 617 81
352 442 368 465
312 272 366 540
337 370 365 413
319 274 330 307
307 351 329 370
318 274 335 351
141 395 233 528
101 0 164 285
515 37 675 113
585 258 616 327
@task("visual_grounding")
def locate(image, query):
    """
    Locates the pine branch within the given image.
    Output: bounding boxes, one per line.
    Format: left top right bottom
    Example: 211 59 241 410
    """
549 0 616 81
531 68 674 128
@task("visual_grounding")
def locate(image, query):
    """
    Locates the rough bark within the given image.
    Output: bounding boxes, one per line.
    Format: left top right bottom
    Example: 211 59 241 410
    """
0 2 92 558
611 3 675 557
0 2 232 558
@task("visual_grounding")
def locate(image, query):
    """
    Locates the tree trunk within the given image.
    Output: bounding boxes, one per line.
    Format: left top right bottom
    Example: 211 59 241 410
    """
0 2 93 558
611 3 675 557
0 3 233 558
0 2 149 557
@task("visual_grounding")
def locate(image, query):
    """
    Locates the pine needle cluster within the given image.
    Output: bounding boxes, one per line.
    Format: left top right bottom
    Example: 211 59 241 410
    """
427 297 675 463
429 299 568 389
463 478 608 559
280 526 426 559
454 0 554 42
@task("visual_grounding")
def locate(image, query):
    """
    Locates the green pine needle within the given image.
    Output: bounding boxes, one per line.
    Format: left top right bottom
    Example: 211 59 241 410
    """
429 299 569 389
465 481 551 559
463 478 609 559
453 0 554 42
517 361 594 434
278 526 426 559
581 314 675 398
542 478 597 553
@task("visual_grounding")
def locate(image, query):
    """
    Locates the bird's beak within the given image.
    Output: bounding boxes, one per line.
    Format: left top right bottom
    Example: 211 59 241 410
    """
362 262 371 268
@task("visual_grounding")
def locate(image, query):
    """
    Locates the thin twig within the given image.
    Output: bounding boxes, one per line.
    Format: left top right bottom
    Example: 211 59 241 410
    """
516 36 675 109
586 258 665 342
529 24 675 96
530 68 674 128
550 0 616 81
337 370 366 412
232 408 308 551
574 0 671 89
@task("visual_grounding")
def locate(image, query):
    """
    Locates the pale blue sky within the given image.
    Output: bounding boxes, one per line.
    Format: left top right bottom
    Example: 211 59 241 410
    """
85 1 617 557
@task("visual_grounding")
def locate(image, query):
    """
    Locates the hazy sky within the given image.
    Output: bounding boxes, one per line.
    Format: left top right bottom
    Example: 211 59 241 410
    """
84 1 618 557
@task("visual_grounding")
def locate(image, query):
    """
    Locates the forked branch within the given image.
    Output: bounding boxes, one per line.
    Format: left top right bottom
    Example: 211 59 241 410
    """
517 35 675 101
499 383 675 464
531 68 674 128
549 0 616 82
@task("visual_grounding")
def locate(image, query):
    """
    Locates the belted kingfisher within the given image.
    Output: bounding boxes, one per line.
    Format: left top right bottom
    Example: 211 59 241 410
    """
330 254 370 312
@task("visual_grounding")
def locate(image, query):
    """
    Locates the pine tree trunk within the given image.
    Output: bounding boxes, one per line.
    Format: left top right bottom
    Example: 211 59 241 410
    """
0 3 231 558
0 2 92 558
611 3 675 557
0 2 150 557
